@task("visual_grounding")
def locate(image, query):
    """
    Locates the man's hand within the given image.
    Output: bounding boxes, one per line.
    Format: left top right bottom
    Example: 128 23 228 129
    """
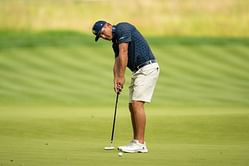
114 77 125 93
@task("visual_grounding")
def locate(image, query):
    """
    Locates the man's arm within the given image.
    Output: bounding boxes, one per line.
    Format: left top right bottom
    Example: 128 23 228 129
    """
113 43 128 92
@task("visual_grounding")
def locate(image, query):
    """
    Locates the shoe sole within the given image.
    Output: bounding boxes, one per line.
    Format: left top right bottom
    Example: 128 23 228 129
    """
118 147 148 153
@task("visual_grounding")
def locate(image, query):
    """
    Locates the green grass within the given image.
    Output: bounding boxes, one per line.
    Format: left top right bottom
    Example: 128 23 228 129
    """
0 32 249 165
0 107 248 166
0 31 249 107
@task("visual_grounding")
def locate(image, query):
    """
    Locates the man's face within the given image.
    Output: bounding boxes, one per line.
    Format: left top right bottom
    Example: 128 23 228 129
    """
99 23 113 41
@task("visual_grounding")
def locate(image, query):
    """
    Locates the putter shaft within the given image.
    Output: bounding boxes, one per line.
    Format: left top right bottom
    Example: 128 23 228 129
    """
110 92 119 144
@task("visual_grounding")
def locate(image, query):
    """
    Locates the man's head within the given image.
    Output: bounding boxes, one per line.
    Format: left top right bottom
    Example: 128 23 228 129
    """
92 20 113 42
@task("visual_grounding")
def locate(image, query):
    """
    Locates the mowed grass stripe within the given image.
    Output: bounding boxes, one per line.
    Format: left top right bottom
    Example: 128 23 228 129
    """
0 35 249 106
70 45 114 68
0 75 73 104
0 70 87 98
35 46 117 99
178 45 248 88
198 45 249 78
194 46 249 89
33 46 112 87
32 47 103 85
154 84 249 106
159 45 249 80
0 47 116 105
0 55 68 98
5 47 111 91
0 69 90 104
193 45 249 81
157 45 249 88
153 44 249 105
219 45 249 71
225 44 249 57
0 49 91 92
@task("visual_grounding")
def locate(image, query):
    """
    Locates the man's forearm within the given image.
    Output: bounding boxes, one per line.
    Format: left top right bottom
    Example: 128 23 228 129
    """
113 59 118 79
117 43 128 78
113 55 127 80
117 53 127 78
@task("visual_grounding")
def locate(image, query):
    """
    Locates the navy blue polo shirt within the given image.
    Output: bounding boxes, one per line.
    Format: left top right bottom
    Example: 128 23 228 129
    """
112 22 155 71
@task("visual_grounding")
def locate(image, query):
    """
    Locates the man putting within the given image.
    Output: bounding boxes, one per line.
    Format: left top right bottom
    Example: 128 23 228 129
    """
92 20 160 153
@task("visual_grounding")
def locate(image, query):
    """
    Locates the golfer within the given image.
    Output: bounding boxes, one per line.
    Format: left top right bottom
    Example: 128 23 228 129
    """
92 20 160 153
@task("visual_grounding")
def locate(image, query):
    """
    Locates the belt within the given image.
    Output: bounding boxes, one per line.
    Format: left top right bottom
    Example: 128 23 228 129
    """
135 59 157 72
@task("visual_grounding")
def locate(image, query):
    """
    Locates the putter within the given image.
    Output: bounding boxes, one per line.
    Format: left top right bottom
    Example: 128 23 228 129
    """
104 91 120 150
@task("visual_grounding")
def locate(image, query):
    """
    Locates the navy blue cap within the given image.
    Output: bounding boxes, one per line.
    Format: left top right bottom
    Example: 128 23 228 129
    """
92 20 106 42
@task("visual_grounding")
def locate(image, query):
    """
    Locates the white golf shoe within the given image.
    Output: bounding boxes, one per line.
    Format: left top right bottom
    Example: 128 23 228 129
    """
118 140 148 153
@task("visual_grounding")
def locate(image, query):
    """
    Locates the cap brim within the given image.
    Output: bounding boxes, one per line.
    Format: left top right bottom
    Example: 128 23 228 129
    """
95 35 100 42
94 27 103 42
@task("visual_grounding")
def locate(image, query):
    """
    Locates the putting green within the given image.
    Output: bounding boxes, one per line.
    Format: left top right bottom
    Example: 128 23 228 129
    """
0 107 248 166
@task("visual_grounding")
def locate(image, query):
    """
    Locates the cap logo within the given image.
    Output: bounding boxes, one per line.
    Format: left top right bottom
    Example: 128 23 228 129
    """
119 36 125 40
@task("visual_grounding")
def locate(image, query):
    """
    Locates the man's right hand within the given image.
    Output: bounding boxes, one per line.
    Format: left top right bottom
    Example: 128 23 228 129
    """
114 83 122 94
114 77 124 93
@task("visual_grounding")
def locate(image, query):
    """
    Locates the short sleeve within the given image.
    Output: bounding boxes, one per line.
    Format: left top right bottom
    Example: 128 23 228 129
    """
112 43 119 57
117 30 131 43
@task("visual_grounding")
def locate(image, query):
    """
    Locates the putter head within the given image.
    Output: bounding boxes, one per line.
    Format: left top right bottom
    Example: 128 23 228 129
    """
104 146 115 150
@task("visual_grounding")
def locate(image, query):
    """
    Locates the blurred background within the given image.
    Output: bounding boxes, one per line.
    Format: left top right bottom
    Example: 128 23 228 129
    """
1 0 248 36
0 0 249 107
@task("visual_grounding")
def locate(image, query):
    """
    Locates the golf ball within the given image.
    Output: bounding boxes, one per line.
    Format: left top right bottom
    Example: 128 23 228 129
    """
118 152 123 157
